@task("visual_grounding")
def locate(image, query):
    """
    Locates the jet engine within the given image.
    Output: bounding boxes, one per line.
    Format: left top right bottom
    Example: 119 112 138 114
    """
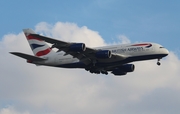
96 50 112 59
69 43 86 52
111 64 135 76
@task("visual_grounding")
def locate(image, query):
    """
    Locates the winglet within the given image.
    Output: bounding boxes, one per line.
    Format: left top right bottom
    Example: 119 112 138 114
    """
23 28 36 36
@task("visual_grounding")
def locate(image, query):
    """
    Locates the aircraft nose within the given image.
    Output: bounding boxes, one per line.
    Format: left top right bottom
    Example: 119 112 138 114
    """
163 48 169 56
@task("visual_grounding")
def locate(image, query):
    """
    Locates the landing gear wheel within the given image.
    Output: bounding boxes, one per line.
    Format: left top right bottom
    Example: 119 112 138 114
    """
157 61 161 66
157 58 161 66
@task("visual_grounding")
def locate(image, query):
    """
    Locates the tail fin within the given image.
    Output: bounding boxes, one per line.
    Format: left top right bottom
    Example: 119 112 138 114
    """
23 29 55 57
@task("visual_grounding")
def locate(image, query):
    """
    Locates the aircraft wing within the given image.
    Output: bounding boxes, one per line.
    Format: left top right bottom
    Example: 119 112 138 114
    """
30 34 127 65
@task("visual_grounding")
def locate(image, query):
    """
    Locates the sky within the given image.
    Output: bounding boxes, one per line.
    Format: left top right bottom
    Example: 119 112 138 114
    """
0 0 180 114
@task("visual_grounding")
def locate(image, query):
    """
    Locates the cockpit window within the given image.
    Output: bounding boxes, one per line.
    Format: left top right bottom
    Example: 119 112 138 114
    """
160 47 164 48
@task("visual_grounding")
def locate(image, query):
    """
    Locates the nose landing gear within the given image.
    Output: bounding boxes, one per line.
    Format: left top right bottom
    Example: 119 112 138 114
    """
157 58 161 66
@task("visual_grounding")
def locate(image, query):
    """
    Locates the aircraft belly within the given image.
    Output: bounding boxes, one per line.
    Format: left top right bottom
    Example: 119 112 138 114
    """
97 57 122 63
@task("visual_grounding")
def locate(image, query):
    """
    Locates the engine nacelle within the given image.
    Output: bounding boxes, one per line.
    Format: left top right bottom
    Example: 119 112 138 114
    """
111 71 127 76
96 50 112 59
118 64 135 72
69 43 86 52
111 64 135 76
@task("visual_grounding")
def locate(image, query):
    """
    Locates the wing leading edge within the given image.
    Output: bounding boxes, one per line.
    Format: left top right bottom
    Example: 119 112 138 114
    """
29 34 127 65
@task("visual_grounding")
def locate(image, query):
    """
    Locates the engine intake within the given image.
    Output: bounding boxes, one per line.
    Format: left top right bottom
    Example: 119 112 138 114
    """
112 64 135 76
96 50 112 59
69 43 86 52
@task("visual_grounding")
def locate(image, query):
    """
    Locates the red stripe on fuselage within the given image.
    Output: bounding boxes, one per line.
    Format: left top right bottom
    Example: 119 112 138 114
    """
26 34 43 41
36 48 51 56
131 43 150 46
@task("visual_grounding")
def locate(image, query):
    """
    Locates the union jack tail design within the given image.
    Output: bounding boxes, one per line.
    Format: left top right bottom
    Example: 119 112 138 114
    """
23 29 55 57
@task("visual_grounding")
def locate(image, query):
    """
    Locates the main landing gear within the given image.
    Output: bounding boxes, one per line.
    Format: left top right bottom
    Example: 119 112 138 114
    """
157 58 161 66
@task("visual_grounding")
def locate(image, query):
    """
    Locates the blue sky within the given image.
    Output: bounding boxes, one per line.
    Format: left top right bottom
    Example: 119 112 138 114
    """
0 0 179 53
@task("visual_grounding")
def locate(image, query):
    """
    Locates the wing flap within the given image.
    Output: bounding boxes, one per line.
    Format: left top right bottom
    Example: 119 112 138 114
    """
10 52 46 61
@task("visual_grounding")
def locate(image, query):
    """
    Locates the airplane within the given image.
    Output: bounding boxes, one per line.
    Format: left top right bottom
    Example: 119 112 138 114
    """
10 29 169 76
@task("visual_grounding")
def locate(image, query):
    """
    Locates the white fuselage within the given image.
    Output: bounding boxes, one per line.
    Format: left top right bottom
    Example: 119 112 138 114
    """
35 42 169 68
11 29 169 75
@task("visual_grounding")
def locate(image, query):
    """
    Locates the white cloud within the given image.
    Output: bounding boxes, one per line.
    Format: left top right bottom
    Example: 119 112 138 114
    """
35 22 106 47
118 35 131 44
0 106 29 114
109 35 131 45
0 21 180 114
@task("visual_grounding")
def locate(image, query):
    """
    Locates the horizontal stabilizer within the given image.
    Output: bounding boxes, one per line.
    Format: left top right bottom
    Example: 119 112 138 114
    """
10 52 46 61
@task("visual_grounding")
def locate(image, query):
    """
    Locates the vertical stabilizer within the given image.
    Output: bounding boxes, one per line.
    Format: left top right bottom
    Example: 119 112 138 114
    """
23 29 55 57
